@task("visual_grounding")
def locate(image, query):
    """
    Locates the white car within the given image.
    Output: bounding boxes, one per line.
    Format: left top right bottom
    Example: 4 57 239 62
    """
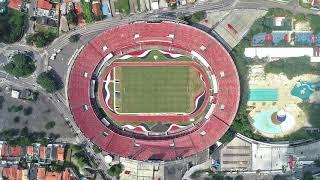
50 53 56 60
56 49 62 53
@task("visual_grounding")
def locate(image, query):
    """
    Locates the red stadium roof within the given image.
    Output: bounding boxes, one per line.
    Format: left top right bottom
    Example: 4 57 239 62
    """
68 21 240 161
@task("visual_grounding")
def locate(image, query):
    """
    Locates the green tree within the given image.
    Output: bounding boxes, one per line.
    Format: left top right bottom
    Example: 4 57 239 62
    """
45 121 56 129
309 15 320 34
66 10 78 25
81 0 94 23
303 171 314 180
107 164 124 177
69 34 81 43
23 107 33 116
4 53 36 78
0 9 26 43
190 11 206 23
26 31 57 48
36 72 60 93
235 175 244 180
314 159 320 167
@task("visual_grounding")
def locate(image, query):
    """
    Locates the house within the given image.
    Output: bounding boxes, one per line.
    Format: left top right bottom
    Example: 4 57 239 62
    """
37 167 46 180
39 146 46 160
8 0 23 10
11 89 20 99
36 16 58 26
101 0 111 17
311 0 320 9
45 171 62 180
19 89 36 101
36 0 53 17
26 146 33 159
56 147 64 161
1 145 8 157
62 169 71 180
9 146 21 157
92 0 101 17
2 166 23 179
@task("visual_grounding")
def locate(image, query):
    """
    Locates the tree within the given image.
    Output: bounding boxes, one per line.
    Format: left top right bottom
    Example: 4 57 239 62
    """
303 171 314 180
13 116 20 123
69 34 81 43
3 53 36 78
0 9 26 43
36 72 60 93
314 159 320 167
235 175 244 180
107 164 123 177
81 0 94 23
26 31 57 48
66 10 78 25
23 107 33 116
190 11 206 23
45 121 56 129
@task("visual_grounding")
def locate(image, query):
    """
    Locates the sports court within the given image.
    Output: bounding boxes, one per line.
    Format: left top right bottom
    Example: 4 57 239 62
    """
114 66 204 114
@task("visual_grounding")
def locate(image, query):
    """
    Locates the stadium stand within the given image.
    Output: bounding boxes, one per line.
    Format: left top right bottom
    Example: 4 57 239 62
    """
68 20 240 161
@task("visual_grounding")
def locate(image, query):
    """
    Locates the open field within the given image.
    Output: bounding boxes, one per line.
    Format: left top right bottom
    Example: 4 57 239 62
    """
114 66 204 114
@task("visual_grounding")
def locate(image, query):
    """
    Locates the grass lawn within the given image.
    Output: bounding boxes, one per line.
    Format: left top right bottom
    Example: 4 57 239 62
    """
309 15 320 33
114 0 130 15
115 66 204 113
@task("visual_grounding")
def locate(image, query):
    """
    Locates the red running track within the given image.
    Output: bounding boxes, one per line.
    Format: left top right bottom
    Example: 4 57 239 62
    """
68 21 240 161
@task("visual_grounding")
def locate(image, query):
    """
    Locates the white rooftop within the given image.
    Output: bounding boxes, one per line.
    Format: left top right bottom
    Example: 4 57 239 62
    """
11 90 20 99
245 47 313 58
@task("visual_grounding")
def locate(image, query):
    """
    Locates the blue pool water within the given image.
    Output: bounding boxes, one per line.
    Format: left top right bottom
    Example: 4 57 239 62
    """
252 33 288 45
295 33 320 44
249 89 279 101
252 109 282 134
291 81 320 101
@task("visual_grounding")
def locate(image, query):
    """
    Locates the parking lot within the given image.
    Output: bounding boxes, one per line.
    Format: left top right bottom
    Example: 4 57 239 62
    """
0 85 74 139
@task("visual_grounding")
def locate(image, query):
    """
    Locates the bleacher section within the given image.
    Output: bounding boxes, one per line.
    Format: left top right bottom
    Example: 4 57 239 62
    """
68 21 240 161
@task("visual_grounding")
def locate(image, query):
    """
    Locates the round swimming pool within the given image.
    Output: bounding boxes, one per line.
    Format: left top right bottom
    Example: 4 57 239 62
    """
252 109 295 135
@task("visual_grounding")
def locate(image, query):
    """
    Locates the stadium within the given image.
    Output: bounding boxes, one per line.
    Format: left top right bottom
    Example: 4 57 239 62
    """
67 20 240 161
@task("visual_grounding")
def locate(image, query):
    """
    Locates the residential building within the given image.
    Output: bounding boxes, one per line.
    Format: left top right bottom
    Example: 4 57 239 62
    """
7 0 23 10
37 167 46 180
56 146 65 162
45 171 62 180
92 0 101 17
2 166 23 179
9 146 21 157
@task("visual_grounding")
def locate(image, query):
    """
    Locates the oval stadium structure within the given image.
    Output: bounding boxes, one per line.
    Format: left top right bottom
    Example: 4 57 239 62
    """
68 20 240 161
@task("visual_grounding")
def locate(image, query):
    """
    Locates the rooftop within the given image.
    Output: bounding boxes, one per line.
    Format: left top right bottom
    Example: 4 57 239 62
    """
7 0 22 10
56 147 64 161
9 146 21 157
37 0 52 10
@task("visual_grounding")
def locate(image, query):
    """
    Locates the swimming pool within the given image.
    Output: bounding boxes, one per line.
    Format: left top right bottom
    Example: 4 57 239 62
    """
291 81 320 101
252 33 288 45
249 89 279 101
252 109 282 134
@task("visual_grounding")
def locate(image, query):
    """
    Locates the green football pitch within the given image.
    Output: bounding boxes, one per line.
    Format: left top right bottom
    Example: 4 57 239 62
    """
114 66 204 114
